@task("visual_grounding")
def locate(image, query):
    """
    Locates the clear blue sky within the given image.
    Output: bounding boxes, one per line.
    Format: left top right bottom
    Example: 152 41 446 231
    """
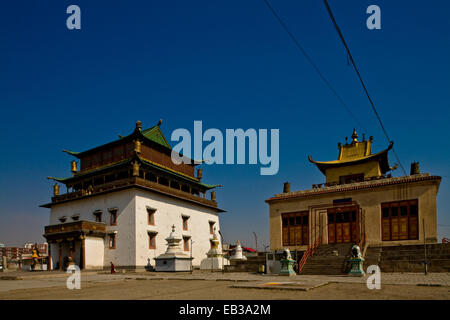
0 0 449 247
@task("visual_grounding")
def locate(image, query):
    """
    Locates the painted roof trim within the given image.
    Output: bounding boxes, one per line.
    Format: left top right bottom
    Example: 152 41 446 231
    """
308 141 394 175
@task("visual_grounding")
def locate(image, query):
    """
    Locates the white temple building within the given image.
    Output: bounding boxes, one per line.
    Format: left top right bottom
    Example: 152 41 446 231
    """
41 120 225 270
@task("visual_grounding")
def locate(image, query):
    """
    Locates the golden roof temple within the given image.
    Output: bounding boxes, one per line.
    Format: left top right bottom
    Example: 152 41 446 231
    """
266 129 442 274
308 129 397 185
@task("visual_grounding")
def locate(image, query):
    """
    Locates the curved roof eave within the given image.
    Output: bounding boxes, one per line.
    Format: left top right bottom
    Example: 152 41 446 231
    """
308 141 394 175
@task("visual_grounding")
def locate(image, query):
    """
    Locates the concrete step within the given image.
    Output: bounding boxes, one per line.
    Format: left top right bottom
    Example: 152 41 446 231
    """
379 259 450 273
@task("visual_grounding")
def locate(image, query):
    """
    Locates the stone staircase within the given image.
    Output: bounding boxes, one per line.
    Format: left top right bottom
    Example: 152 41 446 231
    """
363 246 382 268
300 244 353 275
365 243 450 272
224 253 266 273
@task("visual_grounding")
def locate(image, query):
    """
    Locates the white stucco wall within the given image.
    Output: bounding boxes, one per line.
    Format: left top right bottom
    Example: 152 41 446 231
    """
134 189 222 267
49 189 136 267
84 237 104 269
47 187 224 268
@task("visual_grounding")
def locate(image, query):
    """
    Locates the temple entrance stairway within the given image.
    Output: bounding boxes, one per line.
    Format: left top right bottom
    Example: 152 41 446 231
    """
300 244 353 275
365 243 450 273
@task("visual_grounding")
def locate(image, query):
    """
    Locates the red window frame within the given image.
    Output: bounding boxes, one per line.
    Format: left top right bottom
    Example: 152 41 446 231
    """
147 208 156 226
109 209 117 226
182 216 189 231
183 237 190 251
94 211 102 223
109 234 116 249
149 233 157 249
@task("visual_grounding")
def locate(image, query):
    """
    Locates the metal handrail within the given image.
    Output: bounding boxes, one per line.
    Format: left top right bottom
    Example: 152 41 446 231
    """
298 236 321 273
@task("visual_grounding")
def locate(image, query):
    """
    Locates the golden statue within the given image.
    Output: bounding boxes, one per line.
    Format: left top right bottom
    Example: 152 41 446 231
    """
53 183 60 196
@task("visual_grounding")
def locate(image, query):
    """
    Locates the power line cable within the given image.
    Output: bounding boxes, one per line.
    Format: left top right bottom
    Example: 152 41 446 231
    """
262 0 366 132
322 0 407 176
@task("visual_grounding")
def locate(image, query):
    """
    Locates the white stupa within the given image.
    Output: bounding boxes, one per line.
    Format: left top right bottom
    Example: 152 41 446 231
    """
230 240 247 260
154 225 192 272
200 228 230 270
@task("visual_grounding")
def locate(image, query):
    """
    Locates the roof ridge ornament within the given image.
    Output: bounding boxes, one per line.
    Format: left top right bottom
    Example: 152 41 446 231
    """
136 120 142 131
351 128 358 144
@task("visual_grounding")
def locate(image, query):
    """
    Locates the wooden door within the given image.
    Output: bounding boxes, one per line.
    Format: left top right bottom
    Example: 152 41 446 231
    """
336 223 343 243
399 204 409 240
382 207 390 241
328 224 335 243
342 222 351 243
328 212 335 243
295 226 302 246
390 207 399 240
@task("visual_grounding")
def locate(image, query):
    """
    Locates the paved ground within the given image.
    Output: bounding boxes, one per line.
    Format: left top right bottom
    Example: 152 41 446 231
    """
0 271 449 300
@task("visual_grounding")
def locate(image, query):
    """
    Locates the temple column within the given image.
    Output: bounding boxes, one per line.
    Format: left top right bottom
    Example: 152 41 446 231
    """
48 243 52 271
80 235 85 270
58 242 62 270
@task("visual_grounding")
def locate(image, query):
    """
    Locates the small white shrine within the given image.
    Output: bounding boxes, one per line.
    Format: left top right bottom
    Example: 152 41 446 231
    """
230 240 247 260
154 225 192 272
200 228 229 270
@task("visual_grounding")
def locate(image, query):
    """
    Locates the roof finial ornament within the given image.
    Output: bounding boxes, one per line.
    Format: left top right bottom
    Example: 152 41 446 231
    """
136 120 142 131
362 133 366 142
157 119 162 127
345 137 348 145
351 128 358 143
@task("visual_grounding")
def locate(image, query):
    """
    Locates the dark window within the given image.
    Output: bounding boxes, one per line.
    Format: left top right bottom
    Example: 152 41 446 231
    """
281 211 309 246
400 206 408 216
94 211 102 222
148 233 156 249
209 222 215 234
117 171 128 180
105 174 115 183
109 235 116 249
159 177 169 186
303 216 309 225
351 211 356 221
182 216 189 231
147 208 156 225
183 237 190 251
382 200 419 241
343 212 350 222
94 176 103 186
109 209 117 226
170 181 180 189
328 214 334 223
410 205 418 216
289 217 295 226
391 207 398 217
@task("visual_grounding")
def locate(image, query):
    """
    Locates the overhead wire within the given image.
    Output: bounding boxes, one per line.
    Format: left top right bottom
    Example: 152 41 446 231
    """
322 0 407 175
262 0 366 133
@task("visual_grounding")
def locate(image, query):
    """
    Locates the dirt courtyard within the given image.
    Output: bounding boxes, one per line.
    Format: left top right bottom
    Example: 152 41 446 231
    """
0 272 449 300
